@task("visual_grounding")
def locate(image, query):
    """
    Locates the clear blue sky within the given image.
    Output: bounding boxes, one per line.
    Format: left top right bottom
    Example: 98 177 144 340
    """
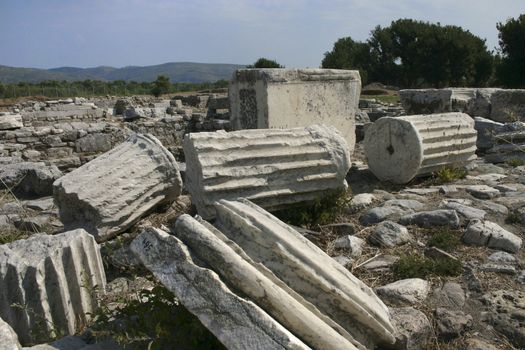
0 0 523 69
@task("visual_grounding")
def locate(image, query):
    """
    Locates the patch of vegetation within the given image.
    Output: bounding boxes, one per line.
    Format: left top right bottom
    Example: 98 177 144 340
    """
427 228 461 252
0 229 29 244
505 158 525 167
505 211 521 224
91 284 225 350
273 189 350 228
360 94 400 105
393 254 462 279
247 57 284 68
428 166 467 185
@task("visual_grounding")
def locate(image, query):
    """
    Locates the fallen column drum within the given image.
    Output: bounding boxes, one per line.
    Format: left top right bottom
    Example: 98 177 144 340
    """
364 113 477 184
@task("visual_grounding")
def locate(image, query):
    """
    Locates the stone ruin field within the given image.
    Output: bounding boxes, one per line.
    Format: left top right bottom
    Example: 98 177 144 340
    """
0 69 525 350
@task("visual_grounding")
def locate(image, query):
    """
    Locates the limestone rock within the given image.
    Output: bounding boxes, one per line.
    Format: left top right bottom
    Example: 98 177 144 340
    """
173 214 360 350
0 316 21 350
54 133 182 241
462 219 522 253
183 125 351 219
364 113 477 184
333 235 365 258
0 162 63 198
349 193 376 212
130 227 310 350
368 221 411 247
0 230 105 345
213 199 396 348
440 200 486 220
481 290 525 348
360 206 411 226
229 68 361 153
399 209 460 228
389 307 432 350
435 308 472 340
376 278 430 306
0 113 23 130
432 282 465 309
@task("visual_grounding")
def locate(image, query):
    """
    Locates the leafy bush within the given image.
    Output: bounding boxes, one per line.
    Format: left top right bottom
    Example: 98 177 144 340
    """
273 189 350 227
427 228 461 252
506 158 525 167
393 254 462 279
247 58 284 68
430 166 467 185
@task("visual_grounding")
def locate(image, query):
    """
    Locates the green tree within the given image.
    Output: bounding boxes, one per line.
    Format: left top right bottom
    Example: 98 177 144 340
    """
0 82 5 97
247 58 284 68
321 37 371 83
496 14 525 87
151 75 171 97
367 19 493 87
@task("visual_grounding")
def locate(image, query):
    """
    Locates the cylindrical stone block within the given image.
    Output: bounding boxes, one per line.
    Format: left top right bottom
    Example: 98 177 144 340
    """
54 133 182 241
364 113 477 184
183 124 351 219
0 230 106 345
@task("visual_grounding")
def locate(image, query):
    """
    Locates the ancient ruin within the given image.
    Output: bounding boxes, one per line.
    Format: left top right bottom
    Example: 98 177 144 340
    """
0 229 105 345
183 124 351 219
364 113 477 183
53 133 182 241
229 69 361 152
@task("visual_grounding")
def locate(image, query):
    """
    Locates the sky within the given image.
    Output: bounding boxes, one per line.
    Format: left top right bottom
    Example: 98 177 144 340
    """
0 0 523 69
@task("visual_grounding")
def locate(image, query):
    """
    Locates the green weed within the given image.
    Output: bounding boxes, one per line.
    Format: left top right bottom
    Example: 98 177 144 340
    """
427 228 461 252
506 158 525 167
392 254 462 279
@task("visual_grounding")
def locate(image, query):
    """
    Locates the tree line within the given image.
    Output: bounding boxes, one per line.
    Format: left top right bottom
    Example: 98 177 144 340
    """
321 15 525 88
0 78 229 99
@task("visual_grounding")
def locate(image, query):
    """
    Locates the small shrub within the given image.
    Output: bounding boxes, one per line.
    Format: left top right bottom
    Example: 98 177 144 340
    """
91 284 225 349
427 228 460 251
506 158 525 167
506 211 521 224
393 254 462 279
273 189 350 227
431 166 467 185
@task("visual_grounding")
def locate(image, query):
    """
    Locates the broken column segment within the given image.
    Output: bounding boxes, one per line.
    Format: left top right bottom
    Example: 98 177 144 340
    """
364 113 477 184
130 227 310 350
213 199 396 348
173 214 360 350
229 68 361 153
183 124 351 219
0 229 106 346
54 133 182 241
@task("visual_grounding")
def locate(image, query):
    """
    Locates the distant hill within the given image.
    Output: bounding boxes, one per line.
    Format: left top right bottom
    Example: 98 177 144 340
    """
0 62 246 83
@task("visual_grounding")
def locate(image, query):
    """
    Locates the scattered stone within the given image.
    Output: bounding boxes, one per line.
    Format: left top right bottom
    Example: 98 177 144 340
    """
382 199 425 211
440 200 486 220
361 255 399 272
229 68 361 152
333 235 365 258
321 222 356 236
481 290 525 348
349 193 377 212
432 282 465 308
465 185 500 199
213 199 395 348
399 209 460 228
23 197 54 212
13 215 49 232
364 113 477 184
0 230 105 345
435 308 472 340
463 219 522 253
0 113 23 130
488 251 517 263
360 206 411 226
0 162 63 198
464 337 499 350
130 227 310 350
376 278 430 306
368 221 411 247
183 125 351 219
332 255 353 269
54 133 182 241
480 262 516 275
389 307 432 350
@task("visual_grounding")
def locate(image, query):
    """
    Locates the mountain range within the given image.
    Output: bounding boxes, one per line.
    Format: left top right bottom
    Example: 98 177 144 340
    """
0 62 246 84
